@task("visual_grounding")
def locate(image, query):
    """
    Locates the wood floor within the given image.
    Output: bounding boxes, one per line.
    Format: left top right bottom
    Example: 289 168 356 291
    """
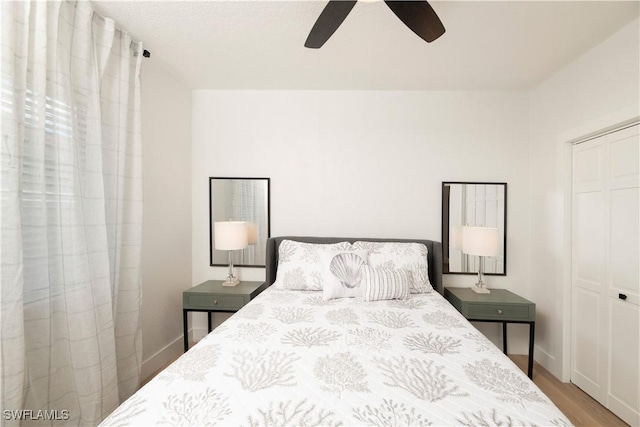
143 351 627 426
509 355 628 427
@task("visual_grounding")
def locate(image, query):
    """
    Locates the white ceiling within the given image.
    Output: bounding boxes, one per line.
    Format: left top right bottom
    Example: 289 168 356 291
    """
91 1 639 90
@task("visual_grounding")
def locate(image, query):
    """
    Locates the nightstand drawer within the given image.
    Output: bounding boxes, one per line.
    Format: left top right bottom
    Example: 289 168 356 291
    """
185 294 245 310
468 303 531 320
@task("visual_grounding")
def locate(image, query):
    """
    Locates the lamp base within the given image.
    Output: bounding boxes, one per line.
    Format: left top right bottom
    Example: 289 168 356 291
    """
471 283 491 294
222 278 239 287
222 279 239 287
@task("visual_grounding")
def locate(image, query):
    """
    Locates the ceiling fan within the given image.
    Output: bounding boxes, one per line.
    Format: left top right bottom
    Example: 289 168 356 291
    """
305 0 445 49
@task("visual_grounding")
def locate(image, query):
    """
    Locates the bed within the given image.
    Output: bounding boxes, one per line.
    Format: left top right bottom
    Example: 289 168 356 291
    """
102 236 571 426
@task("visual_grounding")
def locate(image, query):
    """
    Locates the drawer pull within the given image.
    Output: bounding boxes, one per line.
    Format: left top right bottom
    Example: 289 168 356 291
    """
497 309 503 315
619 294 627 301
213 300 218 305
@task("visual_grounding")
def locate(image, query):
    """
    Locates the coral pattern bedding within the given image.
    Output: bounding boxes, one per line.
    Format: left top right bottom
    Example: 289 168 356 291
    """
102 286 571 426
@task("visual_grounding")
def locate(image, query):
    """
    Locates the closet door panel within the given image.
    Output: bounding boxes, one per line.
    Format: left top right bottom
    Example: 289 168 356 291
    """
572 136 608 404
606 126 639 426
574 192 604 287
610 126 639 185
573 288 603 393
610 188 639 294
574 142 603 192
608 298 639 425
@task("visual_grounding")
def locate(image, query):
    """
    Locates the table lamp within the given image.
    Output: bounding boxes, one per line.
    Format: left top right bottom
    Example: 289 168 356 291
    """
462 226 499 294
214 221 249 286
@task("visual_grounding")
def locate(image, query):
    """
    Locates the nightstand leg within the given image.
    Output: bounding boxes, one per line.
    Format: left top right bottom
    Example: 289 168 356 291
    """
207 312 212 333
502 322 508 354
528 322 535 379
183 310 189 353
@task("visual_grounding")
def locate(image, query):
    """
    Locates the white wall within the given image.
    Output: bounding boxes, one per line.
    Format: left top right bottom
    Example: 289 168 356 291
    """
528 18 640 379
140 58 192 381
192 90 533 350
136 16 639 384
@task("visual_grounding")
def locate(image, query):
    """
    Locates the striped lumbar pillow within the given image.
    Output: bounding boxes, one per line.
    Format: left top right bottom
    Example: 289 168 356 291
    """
362 266 412 302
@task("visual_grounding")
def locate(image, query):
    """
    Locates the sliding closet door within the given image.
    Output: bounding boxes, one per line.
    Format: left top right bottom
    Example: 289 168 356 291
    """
606 125 639 425
572 133 608 404
572 124 639 426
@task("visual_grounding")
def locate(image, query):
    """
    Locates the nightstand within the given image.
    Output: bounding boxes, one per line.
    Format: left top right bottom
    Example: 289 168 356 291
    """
444 287 536 379
183 280 266 352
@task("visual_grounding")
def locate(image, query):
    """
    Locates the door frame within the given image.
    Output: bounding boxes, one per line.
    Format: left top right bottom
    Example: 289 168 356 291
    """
558 106 639 382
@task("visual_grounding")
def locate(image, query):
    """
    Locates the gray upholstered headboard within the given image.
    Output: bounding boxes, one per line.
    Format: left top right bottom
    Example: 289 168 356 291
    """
265 236 444 295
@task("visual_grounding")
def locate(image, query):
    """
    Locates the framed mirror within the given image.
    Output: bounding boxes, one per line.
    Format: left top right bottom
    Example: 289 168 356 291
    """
209 177 270 267
442 182 507 275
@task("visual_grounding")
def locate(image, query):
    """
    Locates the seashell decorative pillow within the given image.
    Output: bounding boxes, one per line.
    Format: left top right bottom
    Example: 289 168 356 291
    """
352 241 433 293
273 240 353 290
362 266 412 302
322 249 369 300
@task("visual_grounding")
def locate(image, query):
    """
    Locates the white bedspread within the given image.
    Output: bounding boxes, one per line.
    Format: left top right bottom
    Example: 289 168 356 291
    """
102 287 571 426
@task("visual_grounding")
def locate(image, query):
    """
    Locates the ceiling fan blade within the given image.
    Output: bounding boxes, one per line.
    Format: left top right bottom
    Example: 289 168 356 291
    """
384 0 445 43
305 0 357 48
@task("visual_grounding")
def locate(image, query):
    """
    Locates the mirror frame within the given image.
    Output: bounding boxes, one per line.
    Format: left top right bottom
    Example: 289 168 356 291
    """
209 177 271 268
441 181 507 276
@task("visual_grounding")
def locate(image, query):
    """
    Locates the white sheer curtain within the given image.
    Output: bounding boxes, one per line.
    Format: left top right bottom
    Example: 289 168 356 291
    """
231 180 267 264
1 1 143 425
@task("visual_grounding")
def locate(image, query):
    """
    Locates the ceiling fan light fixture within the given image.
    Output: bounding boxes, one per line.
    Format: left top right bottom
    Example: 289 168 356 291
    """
305 0 445 48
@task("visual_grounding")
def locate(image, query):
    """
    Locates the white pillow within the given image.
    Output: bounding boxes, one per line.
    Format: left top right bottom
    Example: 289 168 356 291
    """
352 241 432 293
273 240 352 290
322 249 369 300
362 266 411 302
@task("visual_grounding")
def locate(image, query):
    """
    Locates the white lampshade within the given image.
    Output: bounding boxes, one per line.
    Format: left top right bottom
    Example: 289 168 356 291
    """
246 222 258 245
214 221 249 250
450 225 464 250
462 226 499 256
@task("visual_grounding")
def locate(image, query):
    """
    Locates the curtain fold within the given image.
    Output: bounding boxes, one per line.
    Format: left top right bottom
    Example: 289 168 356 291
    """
231 180 267 265
1 1 143 425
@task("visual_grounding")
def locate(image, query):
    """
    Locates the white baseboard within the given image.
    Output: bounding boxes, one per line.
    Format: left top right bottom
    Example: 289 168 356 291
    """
534 345 563 380
140 326 212 383
140 334 185 382
140 327 208 383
